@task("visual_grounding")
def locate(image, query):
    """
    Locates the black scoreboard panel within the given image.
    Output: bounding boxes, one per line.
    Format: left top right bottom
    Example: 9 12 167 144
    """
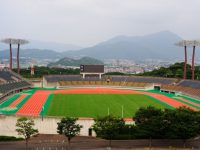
80 65 104 73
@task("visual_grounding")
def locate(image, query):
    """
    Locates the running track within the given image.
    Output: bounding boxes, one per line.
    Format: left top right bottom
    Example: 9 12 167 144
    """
141 92 198 111
175 97 200 108
16 88 198 117
9 95 27 108
16 91 52 117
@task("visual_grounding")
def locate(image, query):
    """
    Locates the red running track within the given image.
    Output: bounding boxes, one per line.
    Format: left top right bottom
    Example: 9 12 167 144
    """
16 91 52 117
176 97 200 108
141 92 198 111
54 88 140 94
16 88 198 117
9 95 27 108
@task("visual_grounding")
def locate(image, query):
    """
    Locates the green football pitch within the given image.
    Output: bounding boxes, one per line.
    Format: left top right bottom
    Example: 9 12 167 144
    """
46 94 171 118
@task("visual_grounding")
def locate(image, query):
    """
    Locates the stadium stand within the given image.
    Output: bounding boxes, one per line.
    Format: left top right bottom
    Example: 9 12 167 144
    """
161 83 200 99
111 76 177 84
44 75 82 82
178 80 200 89
0 69 32 102
0 68 21 82
0 81 30 94
44 74 200 99
44 75 155 89
0 79 5 84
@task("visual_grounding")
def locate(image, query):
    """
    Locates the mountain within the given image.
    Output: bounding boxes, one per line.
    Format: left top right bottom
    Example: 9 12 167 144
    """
0 49 62 59
48 57 104 67
0 40 82 52
0 31 189 61
63 31 184 60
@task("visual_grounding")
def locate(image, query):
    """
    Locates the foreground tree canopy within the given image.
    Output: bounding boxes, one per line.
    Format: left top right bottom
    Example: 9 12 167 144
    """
93 115 125 147
57 117 82 149
93 106 200 143
16 117 38 150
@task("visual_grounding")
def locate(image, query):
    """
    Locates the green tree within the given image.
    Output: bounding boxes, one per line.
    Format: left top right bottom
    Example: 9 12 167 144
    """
162 107 200 148
16 117 38 150
57 117 82 150
15 66 80 78
92 115 125 147
134 106 164 149
165 70 173 78
175 69 183 78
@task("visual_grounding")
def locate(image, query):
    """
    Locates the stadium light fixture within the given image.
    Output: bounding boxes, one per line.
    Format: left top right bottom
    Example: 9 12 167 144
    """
175 40 200 80
1 38 29 74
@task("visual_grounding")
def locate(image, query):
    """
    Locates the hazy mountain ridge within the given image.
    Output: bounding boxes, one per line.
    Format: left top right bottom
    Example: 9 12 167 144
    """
0 49 62 59
0 31 189 61
48 57 104 67
63 31 183 60
0 40 82 52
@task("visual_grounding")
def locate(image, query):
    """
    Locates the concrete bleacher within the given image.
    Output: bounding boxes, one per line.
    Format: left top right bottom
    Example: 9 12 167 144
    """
161 82 200 99
0 69 32 101
44 75 200 99
0 69 21 82
44 75 154 89
178 80 200 89
45 75 82 82
111 76 176 85
0 81 30 94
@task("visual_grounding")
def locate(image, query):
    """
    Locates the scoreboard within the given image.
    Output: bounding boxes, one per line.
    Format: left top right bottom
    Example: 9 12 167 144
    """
80 65 104 73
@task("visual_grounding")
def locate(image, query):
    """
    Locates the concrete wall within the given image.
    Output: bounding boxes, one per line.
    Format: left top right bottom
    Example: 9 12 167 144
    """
0 116 95 137
30 80 42 88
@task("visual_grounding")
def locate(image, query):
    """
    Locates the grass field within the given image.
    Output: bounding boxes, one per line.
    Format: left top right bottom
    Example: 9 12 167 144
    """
47 94 171 118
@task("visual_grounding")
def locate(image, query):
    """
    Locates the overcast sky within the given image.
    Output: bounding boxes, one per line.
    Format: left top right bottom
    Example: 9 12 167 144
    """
0 0 200 47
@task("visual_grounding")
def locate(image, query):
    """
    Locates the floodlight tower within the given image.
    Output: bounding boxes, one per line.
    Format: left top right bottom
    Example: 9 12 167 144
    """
1 38 29 74
175 40 188 80
14 39 29 74
1 38 15 70
191 40 200 80
176 40 200 80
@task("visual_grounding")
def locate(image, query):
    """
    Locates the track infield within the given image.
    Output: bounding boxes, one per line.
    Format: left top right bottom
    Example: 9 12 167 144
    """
46 94 171 118
0 88 199 118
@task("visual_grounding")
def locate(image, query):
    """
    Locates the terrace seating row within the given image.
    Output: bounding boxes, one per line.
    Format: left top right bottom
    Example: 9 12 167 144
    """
44 75 106 82
161 85 200 99
45 75 82 82
0 81 31 94
178 80 200 89
111 76 176 85
59 81 152 88
45 75 176 85
0 80 5 84
0 69 21 82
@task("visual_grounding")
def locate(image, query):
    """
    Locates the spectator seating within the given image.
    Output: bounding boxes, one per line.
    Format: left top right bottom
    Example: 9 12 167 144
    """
0 81 31 94
0 69 21 82
45 75 200 99
178 80 200 89
161 84 200 99
0 69 32 101
111 76 176 84
59 80 152 88
45 75 82 82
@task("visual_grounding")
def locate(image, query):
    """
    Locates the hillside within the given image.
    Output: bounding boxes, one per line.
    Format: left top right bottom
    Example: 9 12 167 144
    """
140 62 200 79
0 31 191 61
0 40 81 52
63 31 183 60
0 49 62 60
48 57 104 67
